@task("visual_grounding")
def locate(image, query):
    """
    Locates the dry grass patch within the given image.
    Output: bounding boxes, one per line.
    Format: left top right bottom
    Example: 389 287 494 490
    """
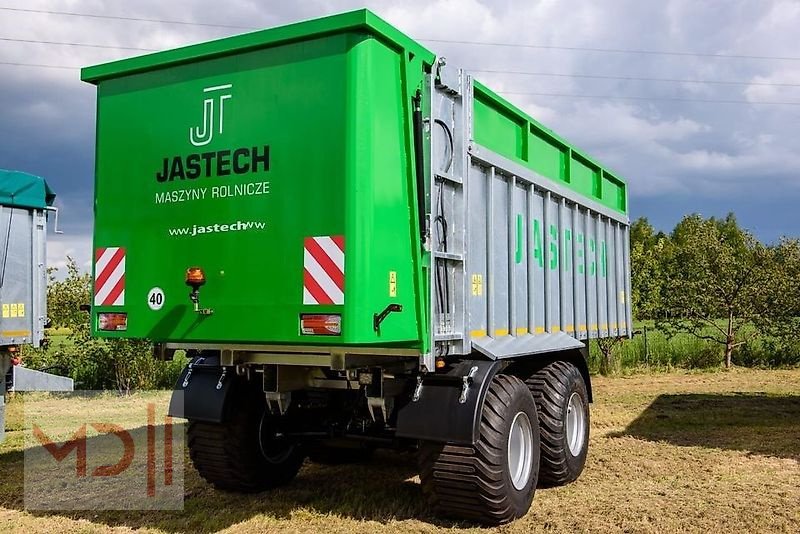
1 369 798 533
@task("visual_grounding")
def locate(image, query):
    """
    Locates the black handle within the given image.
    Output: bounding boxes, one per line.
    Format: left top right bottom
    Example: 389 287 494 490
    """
374 304 402 334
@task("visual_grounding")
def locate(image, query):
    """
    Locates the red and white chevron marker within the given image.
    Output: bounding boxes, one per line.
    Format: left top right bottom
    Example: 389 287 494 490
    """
303 236 344 305
94 247 126 306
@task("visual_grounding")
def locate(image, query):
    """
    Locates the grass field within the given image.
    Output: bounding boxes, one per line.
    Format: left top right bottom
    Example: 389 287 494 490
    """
1 369 799 533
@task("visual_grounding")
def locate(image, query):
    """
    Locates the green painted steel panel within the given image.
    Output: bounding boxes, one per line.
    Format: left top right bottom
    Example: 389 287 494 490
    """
602 172 626 212
473 92 526 160
86 28 428 347
571 157 600 200
0 170 55 209
528 128 566 183
472 81 627 214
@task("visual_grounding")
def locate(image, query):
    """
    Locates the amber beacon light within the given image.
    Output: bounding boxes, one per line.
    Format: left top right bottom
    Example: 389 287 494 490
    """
185 267 207 288
186 267 213 315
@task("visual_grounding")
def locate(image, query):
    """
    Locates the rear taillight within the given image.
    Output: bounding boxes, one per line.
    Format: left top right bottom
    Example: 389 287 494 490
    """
98 312 128 331
300 314 341 336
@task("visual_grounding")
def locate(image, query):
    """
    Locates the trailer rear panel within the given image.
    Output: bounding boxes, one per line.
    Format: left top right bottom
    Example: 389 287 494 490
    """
83 14 434 347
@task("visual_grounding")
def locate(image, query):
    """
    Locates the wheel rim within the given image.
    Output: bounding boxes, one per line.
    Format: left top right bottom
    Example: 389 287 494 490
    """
258 413 293 464
566 392 586 456
507 411 534 490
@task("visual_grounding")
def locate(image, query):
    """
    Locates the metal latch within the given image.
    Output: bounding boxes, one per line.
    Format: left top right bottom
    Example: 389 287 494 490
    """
459 366 479 404
181 360 195 388
215 367 227 390
412 375 424 402
181 357 205 388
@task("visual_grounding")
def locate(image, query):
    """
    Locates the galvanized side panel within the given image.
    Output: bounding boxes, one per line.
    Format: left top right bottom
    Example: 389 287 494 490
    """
10 366 73 392
429 72 631 359
0 206 46 347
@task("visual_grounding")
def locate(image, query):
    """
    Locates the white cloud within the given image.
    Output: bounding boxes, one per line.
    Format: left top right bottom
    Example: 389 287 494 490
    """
744 70 800 102
47 233 93 276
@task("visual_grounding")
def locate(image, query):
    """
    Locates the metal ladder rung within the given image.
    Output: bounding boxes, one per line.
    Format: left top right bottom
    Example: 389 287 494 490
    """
435 171 462 184
434 333 464 341
432 251 463 261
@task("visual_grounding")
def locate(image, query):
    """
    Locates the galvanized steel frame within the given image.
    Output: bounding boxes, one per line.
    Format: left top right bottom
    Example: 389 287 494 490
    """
427 67 632 360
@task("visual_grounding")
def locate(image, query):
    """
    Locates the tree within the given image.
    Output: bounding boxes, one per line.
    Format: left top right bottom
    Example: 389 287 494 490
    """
657 214 771 368
46 257 91 330
596 336 624 376
757 238 800 345
630 217 667 320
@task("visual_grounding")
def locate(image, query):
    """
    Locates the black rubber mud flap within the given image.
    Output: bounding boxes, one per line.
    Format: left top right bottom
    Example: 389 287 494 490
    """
395 359 507 445
167 357 234 423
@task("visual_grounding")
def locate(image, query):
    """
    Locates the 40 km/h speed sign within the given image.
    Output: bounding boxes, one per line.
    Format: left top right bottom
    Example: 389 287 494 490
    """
147 287 165 311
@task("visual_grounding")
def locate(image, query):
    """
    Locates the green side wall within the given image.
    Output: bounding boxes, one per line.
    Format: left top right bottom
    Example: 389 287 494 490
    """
472 81 627 214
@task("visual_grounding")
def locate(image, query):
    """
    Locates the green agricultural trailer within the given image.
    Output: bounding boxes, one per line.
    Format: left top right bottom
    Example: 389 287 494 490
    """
82 9 631 524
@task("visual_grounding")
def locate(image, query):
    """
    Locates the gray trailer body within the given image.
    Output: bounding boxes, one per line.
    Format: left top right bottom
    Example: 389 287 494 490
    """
0 205 48 347
426 65 632 367
1 169 65 443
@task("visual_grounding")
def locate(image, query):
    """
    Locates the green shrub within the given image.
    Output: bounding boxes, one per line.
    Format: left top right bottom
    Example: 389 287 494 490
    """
21 332 188 391
734 339 800 368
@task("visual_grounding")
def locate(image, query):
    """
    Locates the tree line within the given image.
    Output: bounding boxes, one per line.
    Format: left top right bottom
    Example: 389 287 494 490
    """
630 213 800 368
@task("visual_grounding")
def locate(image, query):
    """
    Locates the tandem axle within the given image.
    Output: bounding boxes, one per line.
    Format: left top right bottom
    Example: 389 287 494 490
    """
165 342 591 448
166 344 592 525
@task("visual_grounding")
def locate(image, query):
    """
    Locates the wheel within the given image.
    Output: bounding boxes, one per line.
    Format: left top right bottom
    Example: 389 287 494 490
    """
526 360 589 487
419 374 540 525
307 444 374 465
187 386 305 492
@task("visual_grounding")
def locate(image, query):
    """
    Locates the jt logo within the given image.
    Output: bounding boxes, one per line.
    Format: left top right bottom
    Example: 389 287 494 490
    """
189 83 233 147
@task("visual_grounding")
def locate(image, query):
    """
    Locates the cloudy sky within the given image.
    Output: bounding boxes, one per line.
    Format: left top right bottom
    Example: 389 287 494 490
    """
1 0 798 272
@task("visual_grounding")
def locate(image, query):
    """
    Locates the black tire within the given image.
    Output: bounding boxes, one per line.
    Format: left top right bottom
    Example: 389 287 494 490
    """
526 360 590 487
187 387 305 492
307 445 375 465
419 374 540 525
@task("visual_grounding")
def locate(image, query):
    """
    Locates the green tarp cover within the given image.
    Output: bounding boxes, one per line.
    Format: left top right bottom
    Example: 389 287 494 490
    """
0 169 56 209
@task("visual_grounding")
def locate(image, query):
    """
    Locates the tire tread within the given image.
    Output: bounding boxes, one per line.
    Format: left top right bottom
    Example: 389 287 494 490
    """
525 360 589 487
187 387 304 492
419 374 539 525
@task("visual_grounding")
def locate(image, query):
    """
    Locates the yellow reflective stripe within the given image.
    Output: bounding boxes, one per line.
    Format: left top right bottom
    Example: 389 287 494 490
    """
1 330 31 337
